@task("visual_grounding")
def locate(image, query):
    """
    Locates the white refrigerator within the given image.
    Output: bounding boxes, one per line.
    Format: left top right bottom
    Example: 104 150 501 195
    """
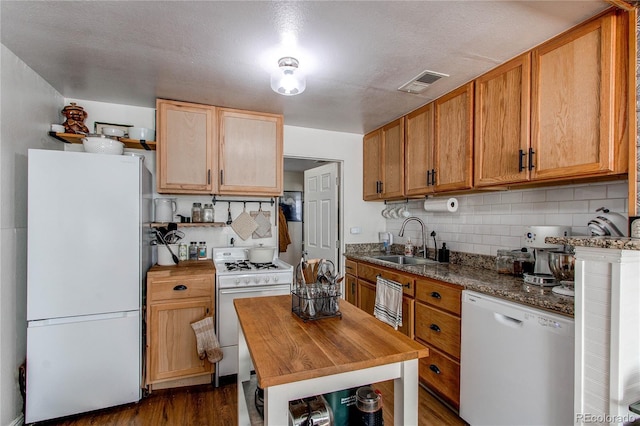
26 149 153 423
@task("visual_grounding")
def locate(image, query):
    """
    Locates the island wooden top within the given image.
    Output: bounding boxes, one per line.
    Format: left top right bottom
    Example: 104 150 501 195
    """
234 295 429 388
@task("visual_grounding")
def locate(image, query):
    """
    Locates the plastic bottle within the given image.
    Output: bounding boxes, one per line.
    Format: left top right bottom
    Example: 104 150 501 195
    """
188 242 198 260
438 242 450 263
404 238 414 257
178 243 188 261
198 241 207 260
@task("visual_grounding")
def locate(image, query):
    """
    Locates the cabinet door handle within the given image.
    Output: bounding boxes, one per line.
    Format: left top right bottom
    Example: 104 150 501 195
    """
429 364 441 375
528 148 535 170
379 181 383 194
518 149 526 172
220 170 224 185
351 282 356 295
173 284 188 291
431 169 436 186
430 291 441 299
429 323 441 332
207 169 211 184
376 181 380 193
426 170 431 186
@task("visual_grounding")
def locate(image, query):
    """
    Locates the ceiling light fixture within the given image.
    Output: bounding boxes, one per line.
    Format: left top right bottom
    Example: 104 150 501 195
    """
271 57 306 96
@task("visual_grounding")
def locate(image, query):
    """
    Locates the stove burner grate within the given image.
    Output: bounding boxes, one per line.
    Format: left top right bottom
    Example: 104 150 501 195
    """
225 261 251 272
251 262 277 270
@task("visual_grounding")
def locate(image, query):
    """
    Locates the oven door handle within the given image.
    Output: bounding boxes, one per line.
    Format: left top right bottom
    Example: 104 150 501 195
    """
219 286 290 295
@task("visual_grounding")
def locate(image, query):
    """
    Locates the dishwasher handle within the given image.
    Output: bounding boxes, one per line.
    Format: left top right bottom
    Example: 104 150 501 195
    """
493 312 523 328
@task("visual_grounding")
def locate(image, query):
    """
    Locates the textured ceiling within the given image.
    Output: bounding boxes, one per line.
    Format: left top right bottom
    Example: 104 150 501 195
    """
1 1 610 134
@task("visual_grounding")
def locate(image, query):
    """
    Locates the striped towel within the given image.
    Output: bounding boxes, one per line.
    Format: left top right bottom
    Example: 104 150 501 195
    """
374 276 403 330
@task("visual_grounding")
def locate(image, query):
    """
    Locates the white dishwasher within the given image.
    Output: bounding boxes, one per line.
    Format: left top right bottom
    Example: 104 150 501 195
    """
460 290 574 426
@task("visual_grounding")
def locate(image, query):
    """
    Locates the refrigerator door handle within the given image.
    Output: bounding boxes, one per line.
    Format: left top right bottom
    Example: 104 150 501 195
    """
28 311 139 327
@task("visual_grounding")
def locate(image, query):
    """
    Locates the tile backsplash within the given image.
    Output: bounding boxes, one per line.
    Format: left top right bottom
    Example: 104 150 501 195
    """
384 181 629 256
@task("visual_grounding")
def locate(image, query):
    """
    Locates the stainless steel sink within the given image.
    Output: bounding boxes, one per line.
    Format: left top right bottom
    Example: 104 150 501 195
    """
373 255 438 265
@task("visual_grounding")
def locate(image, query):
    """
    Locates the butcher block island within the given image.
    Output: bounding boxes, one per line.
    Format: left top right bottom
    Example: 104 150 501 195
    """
234 295 429 425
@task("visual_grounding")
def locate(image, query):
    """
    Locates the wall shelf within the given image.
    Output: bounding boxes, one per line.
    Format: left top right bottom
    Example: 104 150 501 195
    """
150 222 227 228
48 131 157 151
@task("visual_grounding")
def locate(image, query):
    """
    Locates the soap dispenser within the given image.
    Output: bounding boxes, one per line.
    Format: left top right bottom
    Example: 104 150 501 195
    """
404 238 414 257
438 242 450 263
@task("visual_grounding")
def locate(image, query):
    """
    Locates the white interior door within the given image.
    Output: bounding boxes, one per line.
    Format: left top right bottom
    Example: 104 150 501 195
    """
303 163 339 269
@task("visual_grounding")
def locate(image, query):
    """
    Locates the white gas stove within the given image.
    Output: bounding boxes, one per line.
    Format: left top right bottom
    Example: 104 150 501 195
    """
213 247 293 288
213 247 293 385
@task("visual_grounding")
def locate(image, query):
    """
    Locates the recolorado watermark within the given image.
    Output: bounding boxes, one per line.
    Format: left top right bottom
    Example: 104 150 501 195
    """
576 413 638 423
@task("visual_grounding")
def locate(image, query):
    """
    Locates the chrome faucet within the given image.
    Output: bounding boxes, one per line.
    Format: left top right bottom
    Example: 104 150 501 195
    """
399 217 428 259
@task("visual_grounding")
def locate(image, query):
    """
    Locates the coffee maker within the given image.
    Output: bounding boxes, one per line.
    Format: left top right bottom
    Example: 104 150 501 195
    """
523 225 571 286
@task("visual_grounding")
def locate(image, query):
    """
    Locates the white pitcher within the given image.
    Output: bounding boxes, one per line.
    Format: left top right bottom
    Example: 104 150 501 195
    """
154 198 177 222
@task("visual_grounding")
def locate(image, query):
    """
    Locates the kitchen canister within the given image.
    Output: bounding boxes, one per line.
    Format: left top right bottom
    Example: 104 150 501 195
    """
154 198 177 222
157 244 179 265
353 385 384 426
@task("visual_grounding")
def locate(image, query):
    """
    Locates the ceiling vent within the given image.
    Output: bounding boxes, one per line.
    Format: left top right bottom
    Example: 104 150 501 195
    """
398 70 449 94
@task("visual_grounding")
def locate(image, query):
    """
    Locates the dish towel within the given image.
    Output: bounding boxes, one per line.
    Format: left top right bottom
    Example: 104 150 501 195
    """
231 208 259 240
374 276 403 330
250 210 272 238
190 316 223 364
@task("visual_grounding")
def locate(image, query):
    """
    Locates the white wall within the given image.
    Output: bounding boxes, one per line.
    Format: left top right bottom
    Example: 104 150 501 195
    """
283 126 383 245
1 44 64 426
386 181 629 256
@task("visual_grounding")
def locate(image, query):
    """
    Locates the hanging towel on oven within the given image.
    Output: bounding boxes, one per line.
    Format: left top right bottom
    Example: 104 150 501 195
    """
190 316 223 364
374 276 403 330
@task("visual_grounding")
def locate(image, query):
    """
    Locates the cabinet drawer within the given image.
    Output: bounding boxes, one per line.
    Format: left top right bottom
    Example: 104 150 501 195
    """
345 259 358 276
358 263 415 297
149 276 213 302
415 278 461 315
415 302 460 358
419 345 460 409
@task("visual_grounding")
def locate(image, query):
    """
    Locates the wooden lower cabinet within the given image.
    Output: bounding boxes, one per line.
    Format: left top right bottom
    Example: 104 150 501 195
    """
357 279 376 315
348 258 463 409
419 345 461 410
146 263 215 389
415 302 461 357
345 273 357 306
148 299 212 383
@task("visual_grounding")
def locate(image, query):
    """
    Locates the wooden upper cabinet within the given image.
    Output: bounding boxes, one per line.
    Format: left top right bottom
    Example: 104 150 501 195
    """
381 118 405 199
531 11 623 180
218 108 283 196
405 103 436 196
434 82 474 192
156 99 216 194
362 117 404 200
474 53 531 187
363 129 383 200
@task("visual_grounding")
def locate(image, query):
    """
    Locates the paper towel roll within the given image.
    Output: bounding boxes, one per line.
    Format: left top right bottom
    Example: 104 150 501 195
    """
423 197 458 212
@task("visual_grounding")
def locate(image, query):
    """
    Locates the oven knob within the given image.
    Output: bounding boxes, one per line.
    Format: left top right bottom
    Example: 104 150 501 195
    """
234 278 240 285
264 276 271 283
243 278 250 285
273 276 279 282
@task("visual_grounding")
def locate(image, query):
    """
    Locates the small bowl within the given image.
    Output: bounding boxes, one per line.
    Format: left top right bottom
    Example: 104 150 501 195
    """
101 127 125 138
82 136 124 155
128 127 155 141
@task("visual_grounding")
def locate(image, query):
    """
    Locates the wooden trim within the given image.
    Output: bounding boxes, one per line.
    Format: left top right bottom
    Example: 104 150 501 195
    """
628 8 638 216
606 0 636 11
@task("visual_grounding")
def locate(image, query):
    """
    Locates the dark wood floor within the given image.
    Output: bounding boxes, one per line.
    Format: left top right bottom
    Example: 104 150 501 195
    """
36 380 465 426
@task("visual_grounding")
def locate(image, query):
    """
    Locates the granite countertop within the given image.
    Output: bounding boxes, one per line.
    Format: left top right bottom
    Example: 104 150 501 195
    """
546 236 640 250
345 251 574 317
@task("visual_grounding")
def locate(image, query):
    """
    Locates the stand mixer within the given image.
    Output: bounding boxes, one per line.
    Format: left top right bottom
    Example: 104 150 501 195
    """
548 251 575 296
523 225 571 287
